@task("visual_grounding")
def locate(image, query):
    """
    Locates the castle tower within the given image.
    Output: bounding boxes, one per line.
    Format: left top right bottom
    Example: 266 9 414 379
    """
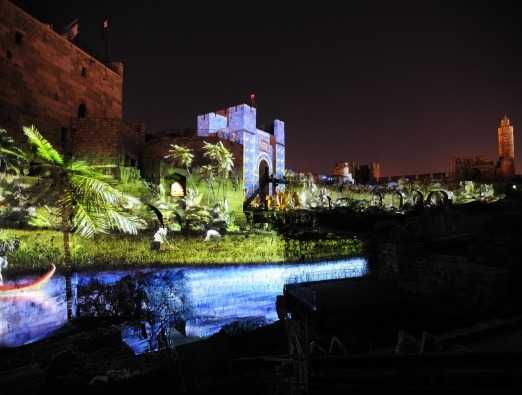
227 104 259 196
497 115 515 178
371 162 381 182
273 120 285 191
196 103 285 198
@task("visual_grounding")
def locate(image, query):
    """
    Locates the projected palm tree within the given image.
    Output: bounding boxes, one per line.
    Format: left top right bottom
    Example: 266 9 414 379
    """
1 125 144 318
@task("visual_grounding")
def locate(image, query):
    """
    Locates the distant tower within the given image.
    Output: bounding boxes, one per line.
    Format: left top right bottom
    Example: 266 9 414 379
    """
334 162 354 184
371 162 381 182
497 115 515 178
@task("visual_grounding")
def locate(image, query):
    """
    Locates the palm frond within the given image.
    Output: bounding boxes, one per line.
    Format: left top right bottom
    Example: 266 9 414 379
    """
23 125 64 166
202 141 235 181
105 209 146 235
202 141 219 161
70 174 122 206
58 189 75 209
72 202 109 238
0 147 29 162
67 161 114 182
14 126 147 245
165 144 194 169
0 129 29 174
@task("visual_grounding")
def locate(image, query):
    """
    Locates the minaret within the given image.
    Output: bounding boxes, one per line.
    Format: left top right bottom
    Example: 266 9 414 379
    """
497 115 515 178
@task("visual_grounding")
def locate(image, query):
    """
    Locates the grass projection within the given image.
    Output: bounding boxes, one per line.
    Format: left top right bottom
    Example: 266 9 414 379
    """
0 229 364 274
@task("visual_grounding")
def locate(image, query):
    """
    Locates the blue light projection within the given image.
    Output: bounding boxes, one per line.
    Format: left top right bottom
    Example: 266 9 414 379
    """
196 104 285 197
0 258 367 352
0 275 66 348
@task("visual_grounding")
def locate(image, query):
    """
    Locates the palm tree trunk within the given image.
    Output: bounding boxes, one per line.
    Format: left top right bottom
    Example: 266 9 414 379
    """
62 214 74 321
63 227 71 266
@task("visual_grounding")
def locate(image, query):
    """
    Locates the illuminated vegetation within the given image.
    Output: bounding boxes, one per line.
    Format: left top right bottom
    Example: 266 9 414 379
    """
263 170 503 212
0 229 364 274
0 126 144 269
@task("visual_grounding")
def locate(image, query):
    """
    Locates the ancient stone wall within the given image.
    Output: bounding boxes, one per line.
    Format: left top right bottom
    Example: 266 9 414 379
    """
0 0 123 149
70 118 145 162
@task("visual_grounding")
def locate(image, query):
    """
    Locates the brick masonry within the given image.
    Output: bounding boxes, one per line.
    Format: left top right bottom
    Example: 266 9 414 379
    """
70 118 145 161
0 0 140 159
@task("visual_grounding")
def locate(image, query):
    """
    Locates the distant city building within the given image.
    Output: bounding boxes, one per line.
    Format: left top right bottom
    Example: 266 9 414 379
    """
371 162 381 181
497 115 515 178
333 162 354 184
449 156 496 181
378 172 447 184
332 161 380 184
449 115 516 181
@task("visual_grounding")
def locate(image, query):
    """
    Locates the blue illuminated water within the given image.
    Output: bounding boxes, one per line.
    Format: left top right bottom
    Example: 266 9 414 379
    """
0 258 367 353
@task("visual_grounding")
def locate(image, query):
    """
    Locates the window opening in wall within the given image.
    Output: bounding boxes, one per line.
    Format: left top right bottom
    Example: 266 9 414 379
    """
15 31 23 45
78 103 87 118
81 67 87 77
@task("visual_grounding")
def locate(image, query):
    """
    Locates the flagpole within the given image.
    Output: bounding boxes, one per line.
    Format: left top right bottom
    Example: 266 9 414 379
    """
63 18 79 44
102 18 110 62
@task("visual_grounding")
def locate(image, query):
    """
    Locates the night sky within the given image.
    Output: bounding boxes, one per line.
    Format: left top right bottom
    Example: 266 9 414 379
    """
15 1 522 176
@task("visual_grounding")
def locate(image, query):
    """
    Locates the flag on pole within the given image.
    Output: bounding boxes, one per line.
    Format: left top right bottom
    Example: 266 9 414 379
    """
102 17 110 62
63 18 79 42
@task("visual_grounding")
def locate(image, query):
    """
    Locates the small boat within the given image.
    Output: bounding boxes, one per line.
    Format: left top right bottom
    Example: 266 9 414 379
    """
0 265 56 294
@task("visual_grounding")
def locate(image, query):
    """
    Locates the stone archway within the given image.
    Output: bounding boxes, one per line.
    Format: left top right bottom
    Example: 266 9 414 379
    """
259 159 270 205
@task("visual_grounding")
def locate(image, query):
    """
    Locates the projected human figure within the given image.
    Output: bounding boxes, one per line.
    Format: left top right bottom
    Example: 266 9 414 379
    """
0 240 19 283
0 256 7 284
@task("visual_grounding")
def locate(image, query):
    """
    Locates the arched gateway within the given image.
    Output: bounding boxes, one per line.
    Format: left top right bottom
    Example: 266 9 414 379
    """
259 159 270 204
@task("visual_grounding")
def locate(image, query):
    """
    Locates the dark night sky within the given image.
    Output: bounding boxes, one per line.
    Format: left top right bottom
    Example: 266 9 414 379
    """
15 1 522 176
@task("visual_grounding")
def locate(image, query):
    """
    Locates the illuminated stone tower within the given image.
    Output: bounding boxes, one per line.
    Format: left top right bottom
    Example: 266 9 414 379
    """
497 115 515 178
197 103 285 197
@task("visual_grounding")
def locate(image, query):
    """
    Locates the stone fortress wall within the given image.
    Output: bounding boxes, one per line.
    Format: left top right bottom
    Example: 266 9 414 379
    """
0 0 143 162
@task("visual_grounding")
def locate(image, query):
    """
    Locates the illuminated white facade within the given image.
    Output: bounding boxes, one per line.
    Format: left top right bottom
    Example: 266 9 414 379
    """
197 103 285 197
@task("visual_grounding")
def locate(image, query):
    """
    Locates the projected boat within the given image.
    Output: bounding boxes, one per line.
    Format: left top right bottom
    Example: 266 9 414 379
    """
0 265 56 295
